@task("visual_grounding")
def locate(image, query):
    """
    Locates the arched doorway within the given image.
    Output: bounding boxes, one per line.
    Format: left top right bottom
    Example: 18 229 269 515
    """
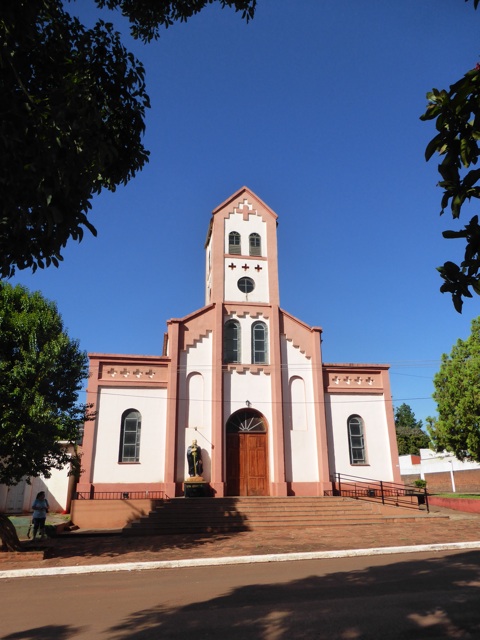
226 409 269 496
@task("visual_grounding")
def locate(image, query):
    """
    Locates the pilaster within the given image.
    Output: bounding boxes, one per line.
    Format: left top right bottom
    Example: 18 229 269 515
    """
211 303 225 495
165 320 180 495
270 306 287 495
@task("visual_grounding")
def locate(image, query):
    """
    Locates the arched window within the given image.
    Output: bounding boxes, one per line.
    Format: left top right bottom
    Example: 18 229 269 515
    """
226 409 267 433
249 233 261 256
228 231 241 255
348 415 366 464
252 321 268 364
119 409 141 463
224 320 241 363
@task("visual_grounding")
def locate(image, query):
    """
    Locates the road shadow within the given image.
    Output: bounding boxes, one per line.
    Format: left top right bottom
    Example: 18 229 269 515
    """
3 624 85 640
41 531 242 561
100 550 480 639
4 550 480 638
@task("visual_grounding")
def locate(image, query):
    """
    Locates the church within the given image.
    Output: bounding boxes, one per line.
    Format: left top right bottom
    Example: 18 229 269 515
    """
77 187 400 500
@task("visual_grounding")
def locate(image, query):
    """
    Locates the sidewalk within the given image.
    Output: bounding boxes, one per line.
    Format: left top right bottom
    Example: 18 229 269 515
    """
2 505 480 576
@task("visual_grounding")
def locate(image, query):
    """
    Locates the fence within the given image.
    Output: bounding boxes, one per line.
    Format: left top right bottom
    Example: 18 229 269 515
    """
326 472 429 512
74 490 166 501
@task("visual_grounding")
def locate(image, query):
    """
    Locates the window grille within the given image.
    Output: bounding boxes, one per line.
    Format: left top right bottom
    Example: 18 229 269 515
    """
229 231 241 254
224 320 241 363
249 233 261 256
252 321 268 364
119 409 141 463
348 415 366 464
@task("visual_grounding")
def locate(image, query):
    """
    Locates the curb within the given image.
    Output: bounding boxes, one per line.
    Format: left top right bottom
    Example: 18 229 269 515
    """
2 540 480 580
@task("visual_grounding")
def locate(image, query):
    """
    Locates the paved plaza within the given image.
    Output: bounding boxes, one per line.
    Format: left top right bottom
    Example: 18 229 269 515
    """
2 504 480 575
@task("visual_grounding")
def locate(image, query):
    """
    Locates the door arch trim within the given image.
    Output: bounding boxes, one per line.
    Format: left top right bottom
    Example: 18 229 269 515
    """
226 408 267 433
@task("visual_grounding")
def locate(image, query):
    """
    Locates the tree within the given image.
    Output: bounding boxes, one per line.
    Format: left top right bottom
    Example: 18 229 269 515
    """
394 403 430 456
0 282 90 486
0 0 150 279
421 0 480 312
427 316 480 461
96 0 257 43
0 0 256 279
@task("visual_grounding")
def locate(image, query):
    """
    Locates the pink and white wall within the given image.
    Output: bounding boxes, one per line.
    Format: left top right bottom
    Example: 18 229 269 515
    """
76 187 400 510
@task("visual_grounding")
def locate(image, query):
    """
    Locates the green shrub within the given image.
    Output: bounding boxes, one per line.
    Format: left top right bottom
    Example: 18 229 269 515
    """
413 479 427 489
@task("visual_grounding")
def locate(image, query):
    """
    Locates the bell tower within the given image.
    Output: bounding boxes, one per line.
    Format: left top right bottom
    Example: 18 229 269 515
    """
205 186 287 497
205 187 280 308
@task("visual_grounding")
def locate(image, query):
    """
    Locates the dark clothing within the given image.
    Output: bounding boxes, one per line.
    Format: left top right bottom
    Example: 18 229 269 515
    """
187 444 203 477
32 516 46 538
31 497 49 539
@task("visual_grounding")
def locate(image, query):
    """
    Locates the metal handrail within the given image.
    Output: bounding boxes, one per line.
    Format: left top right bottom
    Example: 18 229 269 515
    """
326 472 429 513
74 490 166 501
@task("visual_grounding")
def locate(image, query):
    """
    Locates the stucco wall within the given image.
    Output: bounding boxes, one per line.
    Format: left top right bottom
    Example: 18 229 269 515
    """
281 337 319 482
92 387 168 484
177 332 213 481
0 454 75 514
224 257 270 303
428 495 480 512
71 498 159 529
224 212 269 303
326 393 395 481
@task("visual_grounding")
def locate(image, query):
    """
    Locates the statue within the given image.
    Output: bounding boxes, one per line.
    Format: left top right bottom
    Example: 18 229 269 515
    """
187 439 203 478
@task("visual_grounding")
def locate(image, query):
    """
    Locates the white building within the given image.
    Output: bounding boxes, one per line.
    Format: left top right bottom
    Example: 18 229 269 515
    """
400 449 480 493
0 460 75 514
77 187 400 500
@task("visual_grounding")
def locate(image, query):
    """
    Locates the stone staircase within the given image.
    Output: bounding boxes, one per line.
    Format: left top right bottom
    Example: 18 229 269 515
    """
122 496 423 536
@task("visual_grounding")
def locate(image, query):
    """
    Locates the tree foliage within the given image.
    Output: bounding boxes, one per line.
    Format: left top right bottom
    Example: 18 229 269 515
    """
0 282 91 486
427 316 480 461
394 403 430 455
421 0 480 312
97 0 257 43
0 0 151 279
0 0 256 279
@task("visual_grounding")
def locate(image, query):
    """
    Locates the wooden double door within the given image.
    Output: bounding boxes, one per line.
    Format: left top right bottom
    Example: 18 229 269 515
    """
226 430 269 497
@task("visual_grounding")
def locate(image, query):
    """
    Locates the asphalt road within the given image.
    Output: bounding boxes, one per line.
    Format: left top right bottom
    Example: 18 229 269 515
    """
2 549 480 639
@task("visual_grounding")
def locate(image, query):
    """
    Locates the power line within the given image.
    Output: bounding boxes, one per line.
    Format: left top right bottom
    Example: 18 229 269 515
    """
85 387 434 406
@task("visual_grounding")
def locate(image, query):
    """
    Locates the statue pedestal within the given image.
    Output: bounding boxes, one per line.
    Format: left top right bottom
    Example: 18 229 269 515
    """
184 478 209 498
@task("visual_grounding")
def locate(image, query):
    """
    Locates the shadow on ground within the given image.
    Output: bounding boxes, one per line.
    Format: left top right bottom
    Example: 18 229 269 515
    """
5 550 480 639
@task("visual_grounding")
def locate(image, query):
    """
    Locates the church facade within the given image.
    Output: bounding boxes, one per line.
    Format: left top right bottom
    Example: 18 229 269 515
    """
77 187 400 499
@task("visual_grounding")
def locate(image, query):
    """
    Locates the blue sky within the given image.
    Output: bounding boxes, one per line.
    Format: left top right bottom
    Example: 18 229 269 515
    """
11 0 480 424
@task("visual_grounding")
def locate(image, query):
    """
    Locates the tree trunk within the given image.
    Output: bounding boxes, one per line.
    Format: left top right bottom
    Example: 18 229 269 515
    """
0 513 23 551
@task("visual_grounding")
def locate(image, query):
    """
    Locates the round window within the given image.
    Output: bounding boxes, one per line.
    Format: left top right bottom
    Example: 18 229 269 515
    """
237 277 255 294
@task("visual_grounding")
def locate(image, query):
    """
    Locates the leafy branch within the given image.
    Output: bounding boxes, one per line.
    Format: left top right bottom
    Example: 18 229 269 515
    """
421 0 480 311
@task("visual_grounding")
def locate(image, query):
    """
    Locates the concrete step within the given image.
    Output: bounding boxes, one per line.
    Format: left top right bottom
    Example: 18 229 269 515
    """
123 496 399 536
125 521 388 535
134 514 379 526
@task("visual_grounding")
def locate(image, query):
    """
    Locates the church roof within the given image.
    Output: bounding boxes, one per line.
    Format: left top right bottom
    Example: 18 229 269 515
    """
212 186 278 220
205 186 278 247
